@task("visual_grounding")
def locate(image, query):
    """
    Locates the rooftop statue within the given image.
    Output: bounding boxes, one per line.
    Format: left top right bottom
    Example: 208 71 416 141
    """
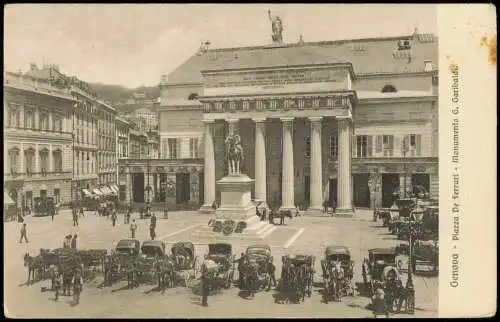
268 10 284 43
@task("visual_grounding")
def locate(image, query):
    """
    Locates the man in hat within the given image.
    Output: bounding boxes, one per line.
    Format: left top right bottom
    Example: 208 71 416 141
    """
19 223 29 243
150 212 157 229
71 235 78 249
372 288 389 318
72 208 79 227
111 210 117 227
234 252 247 288
149 223 156 240
130 219 137 239
200 263 209 307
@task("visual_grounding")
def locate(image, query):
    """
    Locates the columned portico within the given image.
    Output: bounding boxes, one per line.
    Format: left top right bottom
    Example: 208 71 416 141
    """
200 119 216 212
280 117 295 211
253 117 268 208
307 116 323 214
337 117 353 214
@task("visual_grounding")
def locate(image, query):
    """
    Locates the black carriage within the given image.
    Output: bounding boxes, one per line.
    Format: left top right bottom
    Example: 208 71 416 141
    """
321 245 355 300
242 245 273 292
135 240 165 284
77 249 108 281
362 248 398 297
204 243 236 290
171 242 199 287
33 197 56 217
115 239 140 282
281 254 315 302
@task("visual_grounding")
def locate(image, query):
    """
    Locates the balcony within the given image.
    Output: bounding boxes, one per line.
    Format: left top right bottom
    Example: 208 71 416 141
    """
4 73 75 101
4 126 73 140
4 170 72 181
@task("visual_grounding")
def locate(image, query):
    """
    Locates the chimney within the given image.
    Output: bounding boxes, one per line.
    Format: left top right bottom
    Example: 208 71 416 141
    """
161 74 168 83
424 60 433 72
30 63 38 71
298 35 304 45
413 27 419 39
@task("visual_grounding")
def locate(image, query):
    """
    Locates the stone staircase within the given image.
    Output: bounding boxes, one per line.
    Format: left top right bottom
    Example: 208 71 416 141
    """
192 216 277 241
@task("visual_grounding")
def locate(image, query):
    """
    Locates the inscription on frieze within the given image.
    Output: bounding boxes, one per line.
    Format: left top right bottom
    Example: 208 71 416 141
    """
204 68 347 88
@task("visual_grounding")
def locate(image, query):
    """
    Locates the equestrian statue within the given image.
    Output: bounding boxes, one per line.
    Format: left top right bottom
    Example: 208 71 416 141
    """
225 134 244 176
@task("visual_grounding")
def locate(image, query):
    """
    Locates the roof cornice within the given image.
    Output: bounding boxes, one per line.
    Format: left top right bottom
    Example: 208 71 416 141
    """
359 95 438 104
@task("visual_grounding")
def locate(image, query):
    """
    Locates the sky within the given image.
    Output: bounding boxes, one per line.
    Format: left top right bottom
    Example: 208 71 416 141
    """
4 4 437 88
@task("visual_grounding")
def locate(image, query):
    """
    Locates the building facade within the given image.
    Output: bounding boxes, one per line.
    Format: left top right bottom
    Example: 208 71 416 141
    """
4 71 75 208
156 31 439 213
97 100 118 186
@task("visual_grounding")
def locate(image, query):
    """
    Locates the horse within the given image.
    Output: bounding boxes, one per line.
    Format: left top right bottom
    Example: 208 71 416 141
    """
270 209 293 225
239 259 260 298
156 258 175 290
326 261 344 302
103 254 119 286
23 253 44 284
286 265 305 303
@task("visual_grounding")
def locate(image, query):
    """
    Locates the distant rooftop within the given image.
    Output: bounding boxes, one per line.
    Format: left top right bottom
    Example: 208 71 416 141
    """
164 32 437 85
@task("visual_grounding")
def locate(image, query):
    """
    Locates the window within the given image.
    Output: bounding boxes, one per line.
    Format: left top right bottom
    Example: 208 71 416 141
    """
405 134 422 156
8 148 19 174
381 85 398 93
8 105 20 128
40 112 49 130
382 135 394 156
409 111 422 120
54 189 60 204
75 151 80 175
53 114 63 132
329 136 338 158
398 39 411 50
25 108 35 129
25 149 35 176
356 135 372 158
53 150 63 173
304 136 311 158
168 138 177 159
40 149 49 175
81 152 85 174
189 138 199 158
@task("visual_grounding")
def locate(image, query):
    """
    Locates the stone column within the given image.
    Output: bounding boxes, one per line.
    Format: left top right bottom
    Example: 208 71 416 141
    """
307 117 323 214
280 117 295 211
253 117 268 209
200 119 216 213
337 117 353 215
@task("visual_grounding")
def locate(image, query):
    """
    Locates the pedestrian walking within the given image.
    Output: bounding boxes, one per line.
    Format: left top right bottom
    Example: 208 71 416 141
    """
72 208 79 227
51 207 55 221
71 235 78 249
149 223 156 240
130 220 137 239
79 207 84 218
111 211 117 227
150 213 157 229
266 260 277 291
19 223 29 243
234 252 246 288
201 264 209 307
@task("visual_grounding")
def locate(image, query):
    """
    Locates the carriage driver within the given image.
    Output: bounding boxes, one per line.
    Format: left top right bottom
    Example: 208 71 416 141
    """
234 252 247 288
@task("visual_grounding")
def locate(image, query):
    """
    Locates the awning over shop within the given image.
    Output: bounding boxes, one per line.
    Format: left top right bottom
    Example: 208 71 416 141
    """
92 188 103 196
110 184 120 194
107 185 118 195
4 190 15 205
82 189 93 197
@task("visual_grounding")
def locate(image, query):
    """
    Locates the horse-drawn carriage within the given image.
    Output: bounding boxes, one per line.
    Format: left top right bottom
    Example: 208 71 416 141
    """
202 243 236 291
281 254 315 303
321 246 354 303
241 244 273 293
362 248 398 297
110 239 140 286
171 242 199 287
135 240 166 285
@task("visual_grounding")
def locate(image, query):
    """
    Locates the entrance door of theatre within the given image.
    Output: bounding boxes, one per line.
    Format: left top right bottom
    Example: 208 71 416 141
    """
381 173 399 208
328 178 338 207
353 173 370 208
132 173 145 203
175 173 190 206
304 176 310 208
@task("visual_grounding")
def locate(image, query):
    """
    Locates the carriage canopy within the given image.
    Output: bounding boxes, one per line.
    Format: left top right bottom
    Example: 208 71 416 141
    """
208 243 232 257
325 245 351 260
284 254 314 266
171 241 194 258
245 245 271 258
368 248 397 264
116 239 140 255
141 240 165 257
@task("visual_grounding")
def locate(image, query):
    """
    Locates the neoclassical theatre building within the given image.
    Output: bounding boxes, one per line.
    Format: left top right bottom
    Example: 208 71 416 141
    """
154 31 438 213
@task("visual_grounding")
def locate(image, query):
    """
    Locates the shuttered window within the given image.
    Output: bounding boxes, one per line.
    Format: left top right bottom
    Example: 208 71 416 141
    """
383 135 394 156
375 135 383 153
161 139 168 158
408 134 422 156
366 135 373 157
168 138 177 159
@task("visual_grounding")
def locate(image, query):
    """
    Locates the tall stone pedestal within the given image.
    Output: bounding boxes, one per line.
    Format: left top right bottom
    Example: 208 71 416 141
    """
194 174 276 241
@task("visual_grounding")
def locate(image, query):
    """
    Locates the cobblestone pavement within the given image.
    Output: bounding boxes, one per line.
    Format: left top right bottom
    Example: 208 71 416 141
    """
4 210 438 318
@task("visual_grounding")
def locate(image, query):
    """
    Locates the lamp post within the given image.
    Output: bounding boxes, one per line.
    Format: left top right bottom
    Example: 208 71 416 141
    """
162 181 168 219
402 137 409 198
405 202 418 315
369 176 381 222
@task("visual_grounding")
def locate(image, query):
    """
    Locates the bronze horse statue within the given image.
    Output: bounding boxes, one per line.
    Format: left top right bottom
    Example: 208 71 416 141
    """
225 134 244 175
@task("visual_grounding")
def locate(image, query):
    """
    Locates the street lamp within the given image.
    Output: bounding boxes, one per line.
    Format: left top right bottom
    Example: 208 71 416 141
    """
405 202 420 315
402 137 409 198
162 181 168 219
368 175 381 222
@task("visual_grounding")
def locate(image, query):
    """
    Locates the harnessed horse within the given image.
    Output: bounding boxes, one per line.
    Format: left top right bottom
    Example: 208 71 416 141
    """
270 209 293 225
156 257 175 290
23 253 44 284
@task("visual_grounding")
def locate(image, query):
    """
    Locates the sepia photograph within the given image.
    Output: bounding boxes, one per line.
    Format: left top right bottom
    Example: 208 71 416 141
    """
3 3 495 318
